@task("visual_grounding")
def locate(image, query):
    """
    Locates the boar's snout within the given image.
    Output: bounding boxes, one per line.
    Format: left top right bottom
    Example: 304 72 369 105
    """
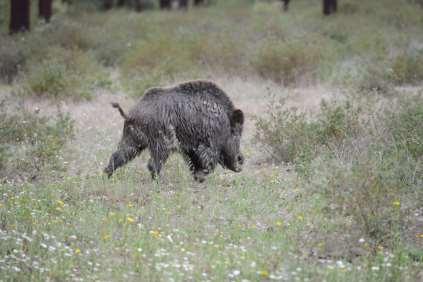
232 154 244 172
104 151 123 178
104 166 113 178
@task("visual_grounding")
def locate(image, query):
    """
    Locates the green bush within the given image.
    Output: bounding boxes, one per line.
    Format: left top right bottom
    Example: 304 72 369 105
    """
338 2 360 15
0 37 25 83
385 95 423 159
256 94 422 254
41 18 95 51
121 32 244 95
0 103 74 182
357 62 394 95
310 148 419 252
390 51 423 85
252 40 321 85
255 99 361 165
21 47 110 100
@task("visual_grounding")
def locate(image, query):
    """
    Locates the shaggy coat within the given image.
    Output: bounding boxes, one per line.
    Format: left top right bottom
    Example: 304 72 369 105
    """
104 80 244 182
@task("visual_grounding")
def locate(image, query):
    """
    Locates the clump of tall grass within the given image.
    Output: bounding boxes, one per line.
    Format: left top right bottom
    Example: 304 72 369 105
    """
252 40 321 85
20 47 110 100
255 93 422 256
121 31 244 95
255 99 361 165
0 36 25 83
390 50 423 85
0 102 74 182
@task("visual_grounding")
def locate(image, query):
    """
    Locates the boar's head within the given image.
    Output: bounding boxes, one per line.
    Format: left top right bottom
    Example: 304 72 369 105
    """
219 109 245 172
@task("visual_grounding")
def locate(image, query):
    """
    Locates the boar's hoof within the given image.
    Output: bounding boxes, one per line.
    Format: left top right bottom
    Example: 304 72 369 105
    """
193 169 209 183
147 159 159 180
104 167 113 178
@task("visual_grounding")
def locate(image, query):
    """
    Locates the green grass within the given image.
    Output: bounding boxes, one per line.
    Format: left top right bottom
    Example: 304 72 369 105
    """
1 151 421 281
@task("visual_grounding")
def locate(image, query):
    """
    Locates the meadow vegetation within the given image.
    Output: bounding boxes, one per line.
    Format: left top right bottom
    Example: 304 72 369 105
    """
0 0 422 281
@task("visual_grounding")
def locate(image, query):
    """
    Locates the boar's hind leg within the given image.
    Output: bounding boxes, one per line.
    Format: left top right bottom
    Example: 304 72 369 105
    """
147 142 170 180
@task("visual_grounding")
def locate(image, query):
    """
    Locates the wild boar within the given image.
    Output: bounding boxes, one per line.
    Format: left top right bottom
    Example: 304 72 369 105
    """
104 80 244 182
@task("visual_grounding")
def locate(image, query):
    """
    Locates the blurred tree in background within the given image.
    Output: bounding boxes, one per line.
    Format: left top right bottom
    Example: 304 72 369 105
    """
39 0 53 22
5 0 341 35
9 0 30 34
323 0 337 15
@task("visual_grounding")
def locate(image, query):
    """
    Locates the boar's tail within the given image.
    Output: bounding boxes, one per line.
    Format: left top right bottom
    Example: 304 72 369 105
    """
111 102 128 120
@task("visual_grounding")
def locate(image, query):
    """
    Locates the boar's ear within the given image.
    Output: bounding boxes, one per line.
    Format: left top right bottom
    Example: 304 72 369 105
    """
230 109 244 127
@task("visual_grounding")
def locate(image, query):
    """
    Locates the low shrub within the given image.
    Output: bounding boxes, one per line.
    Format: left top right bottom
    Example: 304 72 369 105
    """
121 37 193 95
252 40 321 85
384 95 423 159
357 62 394 95
121 32 244 95
309 147 419 254
255 99 361 166
0 103 74 183
21 47 110 100
390 51 423 85
0 37 25 83
41 18 95 51
256 94 422 256
338 2 360 15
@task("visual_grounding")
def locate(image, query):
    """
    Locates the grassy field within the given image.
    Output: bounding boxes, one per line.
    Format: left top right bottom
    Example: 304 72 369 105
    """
1 0 422 281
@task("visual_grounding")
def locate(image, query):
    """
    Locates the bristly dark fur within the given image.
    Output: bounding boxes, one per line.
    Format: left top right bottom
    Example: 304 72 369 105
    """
104 80 245 182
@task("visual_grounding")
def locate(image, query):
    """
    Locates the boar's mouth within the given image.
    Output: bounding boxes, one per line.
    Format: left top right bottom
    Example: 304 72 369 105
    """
219 154 243 173
104 166 114 178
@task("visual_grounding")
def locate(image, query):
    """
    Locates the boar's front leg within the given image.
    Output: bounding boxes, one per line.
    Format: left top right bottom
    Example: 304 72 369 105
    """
183 145 217 183
183 149 206 182
147 140 170 180
104 145 143 178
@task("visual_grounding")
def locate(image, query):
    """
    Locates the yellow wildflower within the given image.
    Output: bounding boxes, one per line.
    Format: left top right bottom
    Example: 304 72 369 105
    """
102 234 111 241
57 200 65 208
258 270 269 278
392 200 400 208
276 220 283 227
75 248 81 255
127 203 134 208
127 216 135 224
297 215 304 221
150 230 161 239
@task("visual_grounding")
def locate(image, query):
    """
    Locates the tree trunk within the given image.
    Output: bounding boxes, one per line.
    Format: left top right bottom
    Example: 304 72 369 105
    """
194 0 204 6
133 0 143 12
323 0 337 15
282 0 290 11
9 0 30 34
160 0 171 9
331 0 337 13
103 0 114 10
179 0 188 9
38 0 53 23
117 0 126 7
